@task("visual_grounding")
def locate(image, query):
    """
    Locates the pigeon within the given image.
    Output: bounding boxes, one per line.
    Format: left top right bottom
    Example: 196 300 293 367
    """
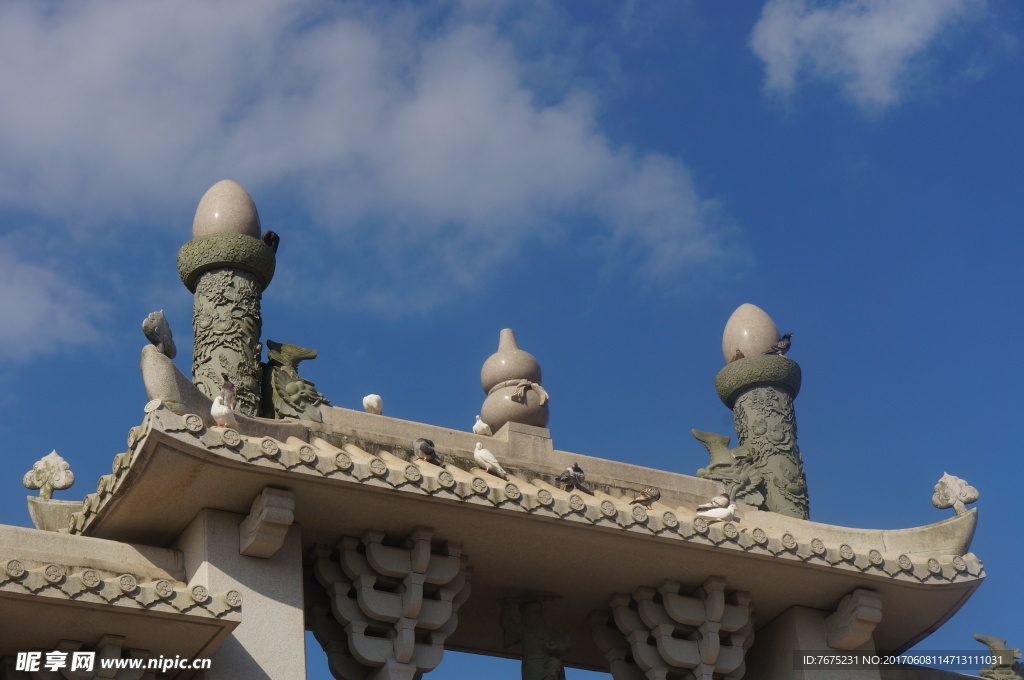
764 332 792 356
363 394 383 415
696 502 737 523
142 310 176 359
262 230 280 253
473 415 493 437
413 438 439 465
556 463 594 495
630 486 661 508
211 396 238 429
473 442 508 479
220 373 237 410
730 349 744 363
696 494 731 512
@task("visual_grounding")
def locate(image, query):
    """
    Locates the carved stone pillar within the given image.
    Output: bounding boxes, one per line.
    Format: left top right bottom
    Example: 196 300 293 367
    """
176 180 275 417
308 527 471 680
594 577 754 680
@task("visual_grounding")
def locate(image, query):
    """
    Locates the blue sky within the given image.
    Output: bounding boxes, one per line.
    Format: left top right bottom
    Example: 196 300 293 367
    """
1 0 1021 676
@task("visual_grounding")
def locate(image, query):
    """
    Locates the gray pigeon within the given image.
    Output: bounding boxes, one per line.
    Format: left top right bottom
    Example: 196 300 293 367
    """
413 438 439 465
556 463 594 495
765 332 792 356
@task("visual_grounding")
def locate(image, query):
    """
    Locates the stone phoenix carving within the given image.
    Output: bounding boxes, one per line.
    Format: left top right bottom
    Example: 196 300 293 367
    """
261 340 331 422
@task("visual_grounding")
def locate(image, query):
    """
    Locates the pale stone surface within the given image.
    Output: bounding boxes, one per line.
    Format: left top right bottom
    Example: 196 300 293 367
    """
480 329 550 432
826 589 883 650
25 496 80 532
192 180 261 239
722 303 781 364
176 509 305 680
238 488 295 558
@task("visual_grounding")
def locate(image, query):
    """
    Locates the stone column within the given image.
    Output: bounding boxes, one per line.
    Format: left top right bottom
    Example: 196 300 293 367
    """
176 180 275 417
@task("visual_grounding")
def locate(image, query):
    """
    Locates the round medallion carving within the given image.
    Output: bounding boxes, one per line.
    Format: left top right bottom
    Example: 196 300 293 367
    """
839 544 855 561
226 590 242 607
781 533 797 551
155 579 174 598
127 428 138 448
81 570 101 588
868 549 884 566
927 558 942 575
220 429 241 447
810 538 826 555
260 438 280 457
568 494 586 511
693 517 709 534
752 528 767 545
298 445 317 463
537 489 553 505
43 564 64 583
722 522 739 539
438 470 455 488
662 512 678 528
504 483 522 500
369 458 388 476
5 560 25 578
600 500 617 517
335 452 353 470
471 477 489 495
631 505 648 522
144 399 163 413
952 555 967 572
184 414 204 433
191 585 210 603
897 554 913 571
404 465 422 482
119 574 138 593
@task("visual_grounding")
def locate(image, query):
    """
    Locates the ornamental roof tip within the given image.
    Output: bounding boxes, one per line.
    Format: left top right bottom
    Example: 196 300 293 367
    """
70 398 984 588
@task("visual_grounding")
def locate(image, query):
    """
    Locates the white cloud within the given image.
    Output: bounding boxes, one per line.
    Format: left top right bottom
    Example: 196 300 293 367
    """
0 0 742 313
750 0 982 109
0 248 104 361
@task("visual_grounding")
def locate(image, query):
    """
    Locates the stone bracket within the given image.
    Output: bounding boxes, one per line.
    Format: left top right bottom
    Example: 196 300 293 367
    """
825 588 882 650
239 487 295 558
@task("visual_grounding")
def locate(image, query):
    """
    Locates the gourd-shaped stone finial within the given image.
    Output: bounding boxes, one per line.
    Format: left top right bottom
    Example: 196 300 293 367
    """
480 329 550 433
23 450 75 500
932 472 979 515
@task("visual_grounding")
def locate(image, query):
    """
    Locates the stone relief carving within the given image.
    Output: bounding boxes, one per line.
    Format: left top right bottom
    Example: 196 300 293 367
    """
191 268 263 417
500 594 571 680
825 589 882 650
694 385 809 519
933 473 980 515
23 450 74 499
261 340 330 422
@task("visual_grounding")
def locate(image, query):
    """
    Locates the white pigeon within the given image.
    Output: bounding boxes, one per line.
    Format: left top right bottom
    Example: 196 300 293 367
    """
696 502 737 523
474 442 508 479
473 415 493 437
211 396 238 429
363 394 383 415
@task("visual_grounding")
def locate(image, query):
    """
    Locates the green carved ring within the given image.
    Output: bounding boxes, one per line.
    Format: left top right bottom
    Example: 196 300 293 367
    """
177 233 276 292
715 354 801 408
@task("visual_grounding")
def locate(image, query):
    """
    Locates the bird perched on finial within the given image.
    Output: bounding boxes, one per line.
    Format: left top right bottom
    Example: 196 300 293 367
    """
556 463 594 495
474 443 508 479
630 486 661 508
142 310 176 359
730 349 744 363
211 396 238 429
473 415 492 437
764 332 792 356
363 394 383 415
220 373 237 410
413 438 439 465
262 230 280 254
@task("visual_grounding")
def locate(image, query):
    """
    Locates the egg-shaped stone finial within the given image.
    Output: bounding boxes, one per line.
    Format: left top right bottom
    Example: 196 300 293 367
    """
722 303 780 364
192 180 261 239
